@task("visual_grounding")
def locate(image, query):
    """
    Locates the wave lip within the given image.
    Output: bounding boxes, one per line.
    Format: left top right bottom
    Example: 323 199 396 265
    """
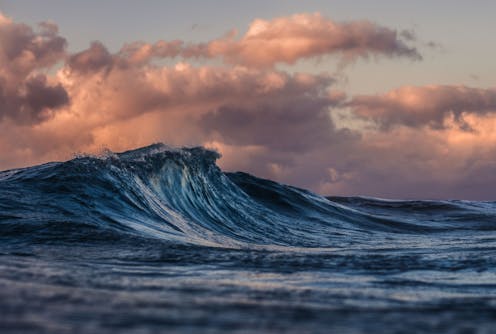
1 143 495 248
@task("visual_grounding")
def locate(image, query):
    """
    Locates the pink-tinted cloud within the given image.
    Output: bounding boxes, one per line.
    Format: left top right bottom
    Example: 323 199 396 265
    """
204 13 421 67
0 13 68 124
349 85 496 130
0 23 350 171
77 13 420 68
0 14 66 76
319 120 496 200
2 12 496 200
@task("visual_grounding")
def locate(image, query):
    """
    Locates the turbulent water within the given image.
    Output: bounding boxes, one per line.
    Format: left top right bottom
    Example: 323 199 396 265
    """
1 143 495 333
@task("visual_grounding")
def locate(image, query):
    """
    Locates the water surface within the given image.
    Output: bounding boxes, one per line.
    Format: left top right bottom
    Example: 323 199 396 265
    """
1 144 495 333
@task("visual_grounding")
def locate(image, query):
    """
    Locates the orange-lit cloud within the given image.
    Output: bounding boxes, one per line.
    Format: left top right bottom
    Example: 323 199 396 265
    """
85 13 420 68
204 13 421 67
1 12 496 199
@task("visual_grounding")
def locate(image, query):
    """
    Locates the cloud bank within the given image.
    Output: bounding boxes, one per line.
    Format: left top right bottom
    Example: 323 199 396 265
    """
1 12 495 199
85 13 421 68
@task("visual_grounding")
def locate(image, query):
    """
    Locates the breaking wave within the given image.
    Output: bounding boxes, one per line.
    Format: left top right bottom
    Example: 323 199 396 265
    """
1 143 495 249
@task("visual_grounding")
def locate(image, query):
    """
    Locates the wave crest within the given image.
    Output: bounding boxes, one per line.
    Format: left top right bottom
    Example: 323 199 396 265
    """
1 143 495 248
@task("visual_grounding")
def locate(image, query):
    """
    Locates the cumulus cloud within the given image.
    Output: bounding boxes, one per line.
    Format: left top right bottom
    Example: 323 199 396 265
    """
1 34 352 173
0 12 68 124
2 12 496 200
204 13 421 67
0 14 66 76
74 13 421 68
63 57 344 124
349 85 496 130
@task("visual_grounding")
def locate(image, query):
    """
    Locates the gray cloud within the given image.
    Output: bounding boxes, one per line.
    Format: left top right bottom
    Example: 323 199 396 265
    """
201 93 351 152
0 74 69 124
67 41 114 74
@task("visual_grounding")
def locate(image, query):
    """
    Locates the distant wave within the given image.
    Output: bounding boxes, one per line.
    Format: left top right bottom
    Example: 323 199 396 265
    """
1 143 495 249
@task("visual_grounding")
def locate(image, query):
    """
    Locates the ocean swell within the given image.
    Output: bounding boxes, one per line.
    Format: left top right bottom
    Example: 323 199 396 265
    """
1 143 495 249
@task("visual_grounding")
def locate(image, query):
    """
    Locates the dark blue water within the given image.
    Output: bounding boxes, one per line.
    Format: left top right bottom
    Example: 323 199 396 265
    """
1 144 496 333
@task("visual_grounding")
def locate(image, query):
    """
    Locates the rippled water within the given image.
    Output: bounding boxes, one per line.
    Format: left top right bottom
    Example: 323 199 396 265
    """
1 144 495 333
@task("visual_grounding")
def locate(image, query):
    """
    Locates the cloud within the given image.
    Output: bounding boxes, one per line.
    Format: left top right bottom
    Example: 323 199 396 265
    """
0 13 66 76
320 121 496 200
204 13 421 67
67 41 114 74
2 12 496 200
349 85 496 130
0 74 69 124
2 40 352 172
118 40 183 65
69 64 354 172
201 88 350 152
72 13 420 69
0 13 68 124
63 58 345 123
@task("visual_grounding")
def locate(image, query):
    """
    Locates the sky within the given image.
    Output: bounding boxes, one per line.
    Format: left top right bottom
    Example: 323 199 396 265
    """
0 0 495 199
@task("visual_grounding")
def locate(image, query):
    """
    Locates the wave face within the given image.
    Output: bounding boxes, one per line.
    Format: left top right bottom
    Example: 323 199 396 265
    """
1 143 496 333
1 143 495 248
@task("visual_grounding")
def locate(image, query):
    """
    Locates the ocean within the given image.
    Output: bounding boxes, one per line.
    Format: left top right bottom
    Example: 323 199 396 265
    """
1 144 495 333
